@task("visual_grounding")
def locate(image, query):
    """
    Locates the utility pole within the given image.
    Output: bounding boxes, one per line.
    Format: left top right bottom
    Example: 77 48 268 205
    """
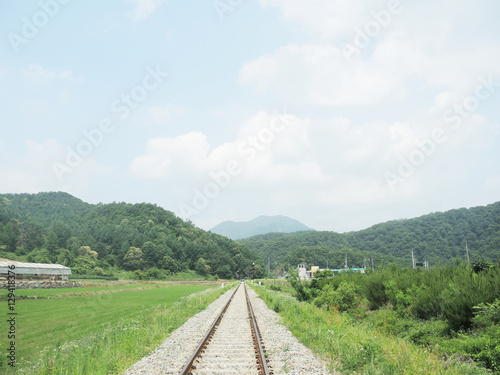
345 254 348 271
412 250 416 269
371 256 374 271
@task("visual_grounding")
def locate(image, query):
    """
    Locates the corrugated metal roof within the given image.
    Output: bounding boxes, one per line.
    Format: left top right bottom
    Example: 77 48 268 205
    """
0 261 70 270
0 260 71 275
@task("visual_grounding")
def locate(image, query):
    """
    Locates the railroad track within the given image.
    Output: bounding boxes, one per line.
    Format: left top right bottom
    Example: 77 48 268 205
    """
180 283 272 375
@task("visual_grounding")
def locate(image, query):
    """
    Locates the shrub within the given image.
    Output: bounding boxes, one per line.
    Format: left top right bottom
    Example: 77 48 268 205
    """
313 281 359 312
473 299 500 328
93 267 106 276
458 331 500 372
411 284 442 320
289 277 318 302
144 267 166 280
440 268 500 331
364 279 388 310
269 284 282 291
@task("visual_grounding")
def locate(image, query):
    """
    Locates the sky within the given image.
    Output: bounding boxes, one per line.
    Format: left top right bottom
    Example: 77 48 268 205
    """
0 0 499 233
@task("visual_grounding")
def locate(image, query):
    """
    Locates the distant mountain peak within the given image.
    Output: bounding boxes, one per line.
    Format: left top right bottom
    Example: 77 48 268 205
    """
211 215 314 240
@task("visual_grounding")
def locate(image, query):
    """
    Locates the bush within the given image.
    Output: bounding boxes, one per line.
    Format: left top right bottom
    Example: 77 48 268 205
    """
289 277 318 302
313 281 359 312
144 267 166 280
364 279 388 310
411 284 442 320
133 267 167 280
93 267 106 276
440 268 500 331
467 299 500 371
458 331 500 372
269 284 282 291
473 299 500 328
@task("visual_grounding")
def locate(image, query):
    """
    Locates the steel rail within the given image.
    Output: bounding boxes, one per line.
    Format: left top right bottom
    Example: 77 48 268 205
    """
244 284 271 375
179 283 241 375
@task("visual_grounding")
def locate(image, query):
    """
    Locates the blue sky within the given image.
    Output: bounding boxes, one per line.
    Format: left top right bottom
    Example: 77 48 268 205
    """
1 0 499 232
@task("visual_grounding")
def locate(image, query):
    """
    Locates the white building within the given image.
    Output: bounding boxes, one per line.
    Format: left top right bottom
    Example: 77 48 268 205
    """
298 264 313 280
0 260 72 281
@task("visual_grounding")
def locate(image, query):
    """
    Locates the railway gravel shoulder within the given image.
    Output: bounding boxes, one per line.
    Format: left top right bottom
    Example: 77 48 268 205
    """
124 287 236 374
124 284 335 375
246 286 335 375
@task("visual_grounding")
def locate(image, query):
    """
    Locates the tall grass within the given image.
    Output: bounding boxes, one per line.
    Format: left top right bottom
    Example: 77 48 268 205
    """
295 263 500 330
251 284 487 374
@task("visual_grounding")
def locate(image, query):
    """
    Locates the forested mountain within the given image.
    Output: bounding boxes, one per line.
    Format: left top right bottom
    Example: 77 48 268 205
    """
2 192 498 277
211 215 313 240
241 202 500 271
0 192 264 278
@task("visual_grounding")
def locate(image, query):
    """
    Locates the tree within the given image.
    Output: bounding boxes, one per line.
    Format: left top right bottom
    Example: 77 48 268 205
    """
195 258 211 276
123 247 144 270
93 267 106 276
56 248 74 266
45 231 58 253
52 221 72 249
142 241 167 266
67 237 81 255
73 256 96 274
216 264 233 279
26 248 52 264
20 221 44 251
3 221 19 251
79 246 98 259
159 255 179 273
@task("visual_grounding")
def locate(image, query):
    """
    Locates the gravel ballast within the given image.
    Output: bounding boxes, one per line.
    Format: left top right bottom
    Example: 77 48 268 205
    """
124 284 334 374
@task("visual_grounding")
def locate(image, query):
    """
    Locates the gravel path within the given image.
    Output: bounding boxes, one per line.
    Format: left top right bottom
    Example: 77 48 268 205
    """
124 284 334 375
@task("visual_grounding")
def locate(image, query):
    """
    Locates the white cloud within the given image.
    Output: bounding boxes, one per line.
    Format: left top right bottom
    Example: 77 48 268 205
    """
22 64 80 83
127 111 419 227
148 106 173 124
129 103 183 127
0 139 108 195
244 1 500 107
130 108 498 231
239 42 415 106
258 0 384 40
129 132 212 180
145 103 183 125
128 0 165 21
240 36 500 107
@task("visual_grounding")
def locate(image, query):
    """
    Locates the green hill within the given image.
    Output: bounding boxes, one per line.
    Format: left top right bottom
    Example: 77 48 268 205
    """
240 202 500 271
211 215 313 240
0 192 264 279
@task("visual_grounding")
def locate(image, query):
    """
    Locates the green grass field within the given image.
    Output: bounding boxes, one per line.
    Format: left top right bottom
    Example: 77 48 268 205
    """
14 283 170 297
0 281 230 374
